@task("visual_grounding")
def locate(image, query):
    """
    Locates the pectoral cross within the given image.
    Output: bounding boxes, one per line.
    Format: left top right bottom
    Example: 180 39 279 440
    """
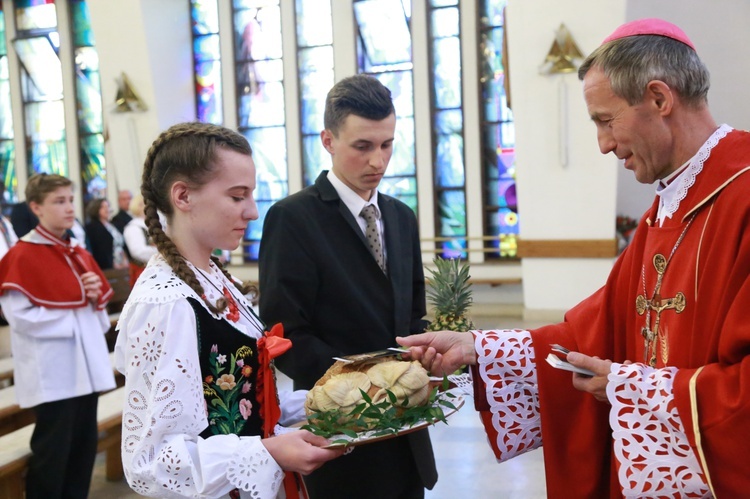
635 254 686 367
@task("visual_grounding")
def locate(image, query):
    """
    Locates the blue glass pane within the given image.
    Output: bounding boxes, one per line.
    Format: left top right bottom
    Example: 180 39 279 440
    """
302 135 327 186
80 133 106 203
241 127 288 200
296 0 332 47
70 0 94 47
196 60 223 124
29 139 67 176
354 0 411 67
481 0 506 28
192 0 219 35
435 134 464 188
431 0 457 6
433 38 461 109
388 116 415 176
435 109 462 134
15 3 57 31
438 189 466 258
299 46 333 135
237 77 285 128
234 4 283 61
431 6 458 38
194 34 220 62
374 71 413 118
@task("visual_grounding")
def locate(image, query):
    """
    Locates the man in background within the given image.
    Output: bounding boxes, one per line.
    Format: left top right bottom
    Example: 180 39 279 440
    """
110 189 133 234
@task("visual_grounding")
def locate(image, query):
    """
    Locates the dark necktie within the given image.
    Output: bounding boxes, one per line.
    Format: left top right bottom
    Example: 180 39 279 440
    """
360 204 386 273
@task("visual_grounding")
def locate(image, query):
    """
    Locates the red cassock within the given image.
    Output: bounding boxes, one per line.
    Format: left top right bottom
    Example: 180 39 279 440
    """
484 129 750 498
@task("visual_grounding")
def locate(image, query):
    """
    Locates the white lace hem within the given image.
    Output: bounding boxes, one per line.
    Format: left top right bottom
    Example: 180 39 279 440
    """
227 440 284 498
473 329 542 461
658 123 732 222
608 363 711 498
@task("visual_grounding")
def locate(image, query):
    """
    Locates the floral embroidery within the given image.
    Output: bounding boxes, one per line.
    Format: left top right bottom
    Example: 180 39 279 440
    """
202 343 255 435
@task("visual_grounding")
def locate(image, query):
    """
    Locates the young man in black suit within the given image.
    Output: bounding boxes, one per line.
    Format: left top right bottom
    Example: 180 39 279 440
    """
259 74 436 498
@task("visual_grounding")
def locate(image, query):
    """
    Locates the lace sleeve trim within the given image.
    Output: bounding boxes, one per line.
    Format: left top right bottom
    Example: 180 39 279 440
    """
473 329 542 461
608 363 710 498
226 438 284 497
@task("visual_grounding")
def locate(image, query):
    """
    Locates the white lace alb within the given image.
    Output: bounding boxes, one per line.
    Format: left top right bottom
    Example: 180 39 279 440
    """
473 329 542 461
608 363 710 498
656 124 732 223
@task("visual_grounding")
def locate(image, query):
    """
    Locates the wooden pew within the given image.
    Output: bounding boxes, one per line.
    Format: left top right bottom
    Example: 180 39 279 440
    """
0 352 122 438
0 387 125 499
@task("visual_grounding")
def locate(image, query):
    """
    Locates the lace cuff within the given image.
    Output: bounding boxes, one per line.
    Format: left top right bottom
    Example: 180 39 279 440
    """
608 363 710 498
226 439 284 498
473 329 542 461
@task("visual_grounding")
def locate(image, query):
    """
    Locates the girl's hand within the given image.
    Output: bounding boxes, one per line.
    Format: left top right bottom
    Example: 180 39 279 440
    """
262 430 345 475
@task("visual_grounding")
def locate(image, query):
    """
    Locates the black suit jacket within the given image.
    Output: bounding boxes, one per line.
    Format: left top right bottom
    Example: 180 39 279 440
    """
259 172 436 496
85 219 114 270
110 210 132 234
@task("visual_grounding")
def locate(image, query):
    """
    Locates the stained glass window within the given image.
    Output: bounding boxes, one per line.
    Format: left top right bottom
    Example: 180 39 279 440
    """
192 0 223 125
430 0 466 259
295 0 333 186
13 0 68 178
354 0 417 212
233 0 287 261
480 0 518 258
0 4 17 205
70 0 106 204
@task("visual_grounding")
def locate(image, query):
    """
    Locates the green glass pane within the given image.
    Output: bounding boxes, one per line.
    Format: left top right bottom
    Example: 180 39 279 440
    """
70 0 94 47
0 11 6 56
0 140 17 203
80 133 106 202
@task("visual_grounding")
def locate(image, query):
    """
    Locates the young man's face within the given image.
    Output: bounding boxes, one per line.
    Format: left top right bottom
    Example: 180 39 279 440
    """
321 112 397 201
29 185 76 238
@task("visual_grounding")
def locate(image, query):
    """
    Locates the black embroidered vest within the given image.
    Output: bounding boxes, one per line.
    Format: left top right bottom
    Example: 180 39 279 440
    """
188 298 263 439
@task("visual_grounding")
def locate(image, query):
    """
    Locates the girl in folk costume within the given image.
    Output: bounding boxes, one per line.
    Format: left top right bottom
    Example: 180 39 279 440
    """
114 122 342 499
0 173 116 499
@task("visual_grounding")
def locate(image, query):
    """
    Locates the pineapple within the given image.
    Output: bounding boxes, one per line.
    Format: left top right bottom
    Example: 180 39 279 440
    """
425 257 475 332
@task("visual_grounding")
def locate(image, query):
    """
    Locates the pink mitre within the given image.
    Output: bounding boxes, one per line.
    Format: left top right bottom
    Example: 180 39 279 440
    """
602 18 695 51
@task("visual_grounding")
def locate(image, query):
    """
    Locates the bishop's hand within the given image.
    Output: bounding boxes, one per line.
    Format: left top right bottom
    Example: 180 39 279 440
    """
397 331 477 376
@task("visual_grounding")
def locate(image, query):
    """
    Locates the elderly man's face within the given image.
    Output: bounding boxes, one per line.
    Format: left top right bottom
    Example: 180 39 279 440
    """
118 190 133 211
583 67 673 184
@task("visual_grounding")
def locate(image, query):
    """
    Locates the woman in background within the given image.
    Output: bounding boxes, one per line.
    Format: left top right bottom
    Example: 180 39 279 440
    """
85 198 128 270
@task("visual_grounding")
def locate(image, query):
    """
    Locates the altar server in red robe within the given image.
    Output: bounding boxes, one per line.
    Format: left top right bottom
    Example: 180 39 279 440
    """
399 18 748 498
0 173 116 499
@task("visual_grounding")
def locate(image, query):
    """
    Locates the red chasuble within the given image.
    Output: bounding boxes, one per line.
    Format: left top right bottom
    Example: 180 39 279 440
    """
525 129 750 497
0 225 113 310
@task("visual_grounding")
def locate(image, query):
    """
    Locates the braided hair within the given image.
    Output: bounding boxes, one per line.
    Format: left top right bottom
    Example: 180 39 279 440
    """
140 122 258 314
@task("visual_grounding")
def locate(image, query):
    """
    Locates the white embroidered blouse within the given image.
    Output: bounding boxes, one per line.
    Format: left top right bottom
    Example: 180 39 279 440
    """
114 256 305 498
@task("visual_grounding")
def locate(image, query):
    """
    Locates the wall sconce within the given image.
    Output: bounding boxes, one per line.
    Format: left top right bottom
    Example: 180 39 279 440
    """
539 24 585 168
